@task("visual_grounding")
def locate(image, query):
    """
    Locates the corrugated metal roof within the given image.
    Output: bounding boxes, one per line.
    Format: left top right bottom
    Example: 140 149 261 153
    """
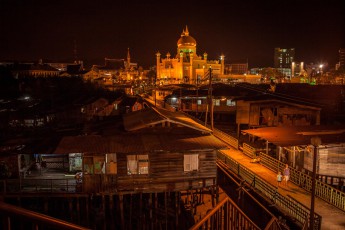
242 125 345 147
123 107 212 133
53 133 227 154
123 108 164 131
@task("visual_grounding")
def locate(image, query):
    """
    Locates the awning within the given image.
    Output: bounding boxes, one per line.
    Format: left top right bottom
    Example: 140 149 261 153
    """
241 126 345 147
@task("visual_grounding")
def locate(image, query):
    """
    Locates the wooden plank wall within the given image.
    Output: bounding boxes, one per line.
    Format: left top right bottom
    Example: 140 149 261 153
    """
83 150 217 193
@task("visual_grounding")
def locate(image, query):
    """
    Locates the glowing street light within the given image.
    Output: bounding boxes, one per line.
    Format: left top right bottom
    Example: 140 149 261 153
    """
319 64 323 75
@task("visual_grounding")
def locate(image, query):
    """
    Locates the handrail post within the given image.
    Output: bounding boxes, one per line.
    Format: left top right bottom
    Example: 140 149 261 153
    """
310 137 321 230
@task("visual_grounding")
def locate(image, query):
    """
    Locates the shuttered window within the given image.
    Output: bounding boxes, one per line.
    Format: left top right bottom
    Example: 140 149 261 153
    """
184 154 199 172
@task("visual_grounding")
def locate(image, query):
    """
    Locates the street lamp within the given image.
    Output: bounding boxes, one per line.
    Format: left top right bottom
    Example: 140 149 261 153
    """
319 64 323 76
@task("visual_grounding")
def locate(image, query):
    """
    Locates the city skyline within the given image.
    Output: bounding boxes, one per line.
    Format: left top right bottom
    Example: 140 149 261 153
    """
1 0 344 68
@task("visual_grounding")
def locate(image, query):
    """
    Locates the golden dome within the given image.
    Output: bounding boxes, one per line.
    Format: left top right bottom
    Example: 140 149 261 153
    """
177 26 196 47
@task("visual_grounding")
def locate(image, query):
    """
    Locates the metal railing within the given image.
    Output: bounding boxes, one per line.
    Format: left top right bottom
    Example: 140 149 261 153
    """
217 151 322 230
258 151 345 212
196 117 345 213
182 111 239 149
242 143 256 158
212 128 239 150
0 201 90 230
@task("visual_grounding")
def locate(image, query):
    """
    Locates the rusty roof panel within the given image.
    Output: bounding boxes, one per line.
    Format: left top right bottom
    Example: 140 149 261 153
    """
54 133 226 154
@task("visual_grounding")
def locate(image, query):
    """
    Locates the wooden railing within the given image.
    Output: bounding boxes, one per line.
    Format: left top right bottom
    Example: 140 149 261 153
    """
1 178 77 194
0 201 90 230
217 151 322 230
189 197 262 230
194 161 284 230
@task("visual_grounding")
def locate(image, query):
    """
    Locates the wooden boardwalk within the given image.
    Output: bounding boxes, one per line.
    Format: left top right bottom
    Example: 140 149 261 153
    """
220 147 345 230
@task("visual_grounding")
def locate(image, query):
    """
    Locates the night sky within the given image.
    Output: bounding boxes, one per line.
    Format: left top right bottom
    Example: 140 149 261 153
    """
1 0 344 69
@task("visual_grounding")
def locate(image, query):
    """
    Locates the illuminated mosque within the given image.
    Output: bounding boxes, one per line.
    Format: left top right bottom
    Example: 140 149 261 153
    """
156 26 225 85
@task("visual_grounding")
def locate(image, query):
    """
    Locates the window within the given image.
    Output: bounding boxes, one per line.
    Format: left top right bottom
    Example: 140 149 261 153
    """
69 153 82 171
138 155 149 174
106 153 117 174
127 155 149 175
213 99 220 106
94 156 105 174
184 154 199 172
226 99 235 106
197 99 202 105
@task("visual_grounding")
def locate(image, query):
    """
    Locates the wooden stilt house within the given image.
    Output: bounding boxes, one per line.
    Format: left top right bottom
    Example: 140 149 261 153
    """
53 107 227 194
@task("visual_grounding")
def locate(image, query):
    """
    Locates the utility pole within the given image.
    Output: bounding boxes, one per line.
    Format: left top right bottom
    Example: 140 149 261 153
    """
310 137 321 230
154 73 157 107
208 67 214 130
196 78 199 115
179 87 182 110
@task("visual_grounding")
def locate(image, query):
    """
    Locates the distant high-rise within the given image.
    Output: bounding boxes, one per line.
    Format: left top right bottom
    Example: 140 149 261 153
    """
274 48 295 68
339 48 345 67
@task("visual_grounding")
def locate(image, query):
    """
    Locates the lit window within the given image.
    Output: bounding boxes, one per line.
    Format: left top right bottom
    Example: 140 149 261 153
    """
226 99 235 106
127 155 149 175
213 99 220 106
106 153 117 174
93 156 105 174
184 154 199 172
197 99 202 105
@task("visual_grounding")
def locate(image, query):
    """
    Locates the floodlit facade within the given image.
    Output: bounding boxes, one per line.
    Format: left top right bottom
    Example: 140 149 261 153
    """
156 26 224 85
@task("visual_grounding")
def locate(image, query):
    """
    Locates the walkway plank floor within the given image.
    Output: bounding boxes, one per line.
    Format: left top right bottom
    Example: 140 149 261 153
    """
220 148 345 230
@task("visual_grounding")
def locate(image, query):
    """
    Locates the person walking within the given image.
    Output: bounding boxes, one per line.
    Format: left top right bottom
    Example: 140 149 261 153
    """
283 164 290 187
277 171 282 188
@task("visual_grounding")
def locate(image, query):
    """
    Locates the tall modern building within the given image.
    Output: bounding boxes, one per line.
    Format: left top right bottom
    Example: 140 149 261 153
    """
156 26 224 85
274 48 295 68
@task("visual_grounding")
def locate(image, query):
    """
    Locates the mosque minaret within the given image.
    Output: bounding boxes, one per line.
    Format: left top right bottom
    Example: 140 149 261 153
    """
156 26 224 85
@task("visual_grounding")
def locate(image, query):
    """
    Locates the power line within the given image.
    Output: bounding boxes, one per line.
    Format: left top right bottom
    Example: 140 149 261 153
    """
236 84 324 108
